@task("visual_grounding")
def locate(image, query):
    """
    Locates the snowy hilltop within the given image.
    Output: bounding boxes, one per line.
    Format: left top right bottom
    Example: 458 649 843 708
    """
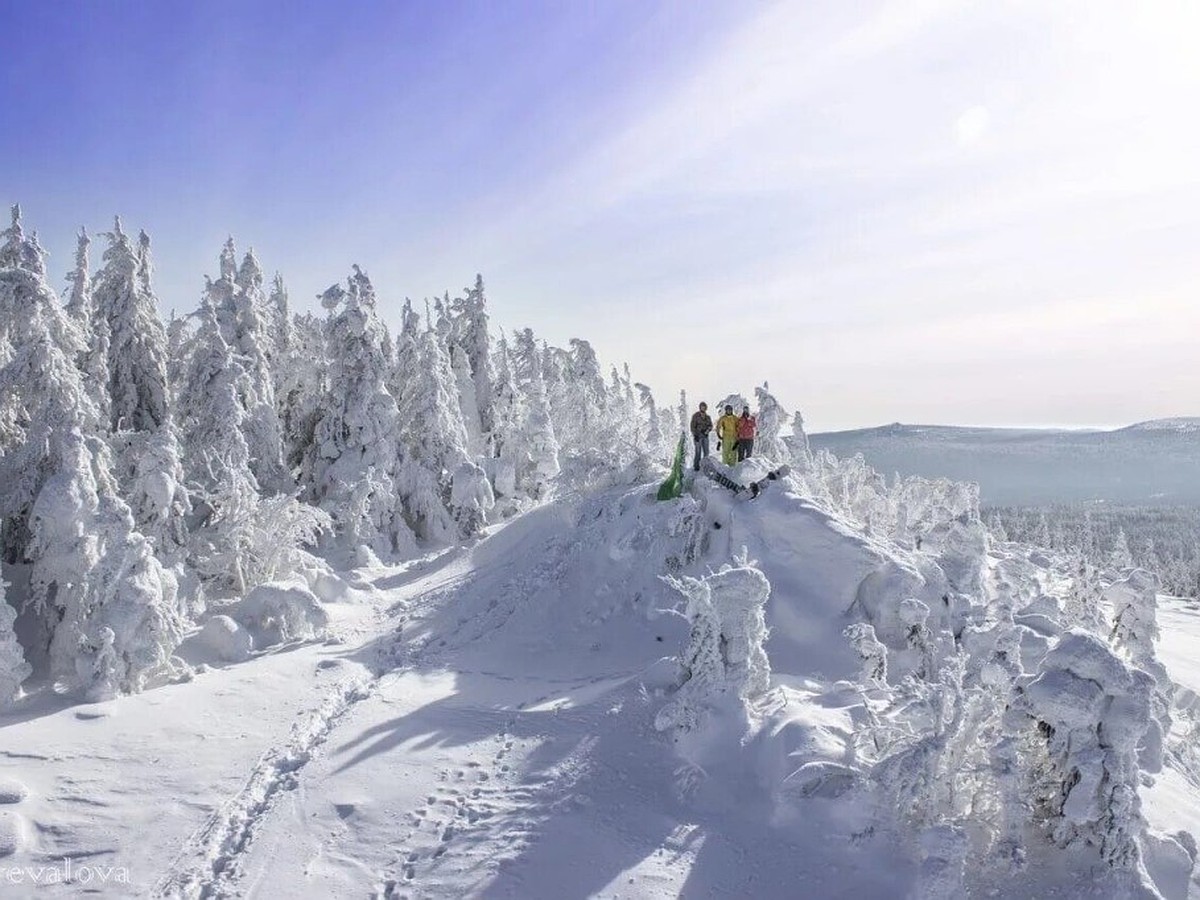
1 207 1199 898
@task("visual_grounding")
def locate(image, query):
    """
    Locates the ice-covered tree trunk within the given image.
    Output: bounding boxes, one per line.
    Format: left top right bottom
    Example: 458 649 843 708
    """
754 382 787 461
0 565 30 706
655 562 771 733
1016 631 1154 870
845 622 888 684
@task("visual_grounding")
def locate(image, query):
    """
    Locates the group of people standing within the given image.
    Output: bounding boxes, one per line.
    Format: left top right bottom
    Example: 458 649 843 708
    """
688 402 757 471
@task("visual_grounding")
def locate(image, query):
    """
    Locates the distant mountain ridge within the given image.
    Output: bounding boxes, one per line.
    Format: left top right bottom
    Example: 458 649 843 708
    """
809 418 1200 506
1121 417 1200 433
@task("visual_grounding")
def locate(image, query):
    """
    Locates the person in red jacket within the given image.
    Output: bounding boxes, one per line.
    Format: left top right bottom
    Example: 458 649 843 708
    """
736 406 757 461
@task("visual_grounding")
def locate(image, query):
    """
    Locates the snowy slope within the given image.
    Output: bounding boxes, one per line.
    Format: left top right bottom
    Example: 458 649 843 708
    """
2 469 1199 898
809 420 1200 505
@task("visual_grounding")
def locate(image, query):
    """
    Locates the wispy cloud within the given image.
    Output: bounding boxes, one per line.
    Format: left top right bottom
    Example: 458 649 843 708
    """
419 0 1200 429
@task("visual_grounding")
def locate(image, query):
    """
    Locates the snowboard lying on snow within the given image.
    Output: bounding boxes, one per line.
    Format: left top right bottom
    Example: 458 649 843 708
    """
700 458 791 498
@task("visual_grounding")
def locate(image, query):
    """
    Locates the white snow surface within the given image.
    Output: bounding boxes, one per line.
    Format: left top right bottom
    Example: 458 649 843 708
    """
1 469 1199 898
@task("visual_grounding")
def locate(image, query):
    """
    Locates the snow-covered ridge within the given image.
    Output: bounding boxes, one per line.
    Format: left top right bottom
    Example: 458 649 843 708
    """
1123 417 1200 433
811 419 1200 505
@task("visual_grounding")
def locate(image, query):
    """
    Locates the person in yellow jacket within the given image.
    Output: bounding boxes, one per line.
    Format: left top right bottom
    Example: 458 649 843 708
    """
716 405 739 465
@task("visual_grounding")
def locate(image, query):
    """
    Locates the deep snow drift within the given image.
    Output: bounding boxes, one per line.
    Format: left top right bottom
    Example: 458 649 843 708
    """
2 452 1199 898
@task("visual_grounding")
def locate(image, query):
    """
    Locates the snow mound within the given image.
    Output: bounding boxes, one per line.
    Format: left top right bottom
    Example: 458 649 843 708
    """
710 478 943 680
0 779 28 805
194 615 254 663
221 580 329 648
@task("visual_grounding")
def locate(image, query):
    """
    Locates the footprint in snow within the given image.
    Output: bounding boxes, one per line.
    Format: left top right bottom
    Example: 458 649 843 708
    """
0 810 28 857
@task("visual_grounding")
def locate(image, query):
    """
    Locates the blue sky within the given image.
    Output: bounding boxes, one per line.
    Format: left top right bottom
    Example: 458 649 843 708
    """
3 1 1199 430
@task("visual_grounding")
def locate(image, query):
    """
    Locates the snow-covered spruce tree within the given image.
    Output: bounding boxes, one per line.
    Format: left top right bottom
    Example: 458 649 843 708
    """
988 512 1009 542
634 382 666 461
91 221 190 549
446 274 496 451
0 205 49 276
264 272 295 381
63 226 92 319
482 330 526 505
0 564 30 706
231 247 289 492
754 382 787 461
1013 631 1154 870
1034 513 1052 548
655 559 771 733
1110 528 1134 570
1063 555 1107 634
0 207 101 564
1106 568 1172 770
27 427 184 698
845 622 888 685
278 310 327 479
509 328 560 499
677 389 691 460
547 338 608 457
487 330 522 461
395 309 491 536
313 269 420 554
787 410 814 471
397 317 470 487
180 295 330 594
178 294 253 494
92 218 170 433
189 240 288 493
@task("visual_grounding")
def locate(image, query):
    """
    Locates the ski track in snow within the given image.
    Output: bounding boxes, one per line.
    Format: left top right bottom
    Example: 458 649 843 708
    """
155 674 377 899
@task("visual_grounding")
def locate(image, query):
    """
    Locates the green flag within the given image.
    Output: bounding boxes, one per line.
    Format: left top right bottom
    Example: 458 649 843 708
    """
656 433 686 501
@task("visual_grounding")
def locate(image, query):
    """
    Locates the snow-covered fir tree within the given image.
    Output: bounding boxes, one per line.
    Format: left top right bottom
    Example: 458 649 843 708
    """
510 328 561 498
90 221 190 549
446 275 495 452
312 268 433 554
754 382 788 461
92 218 170 433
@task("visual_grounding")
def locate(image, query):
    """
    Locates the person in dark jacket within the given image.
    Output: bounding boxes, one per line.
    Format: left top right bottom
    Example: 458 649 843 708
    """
690 402 713 471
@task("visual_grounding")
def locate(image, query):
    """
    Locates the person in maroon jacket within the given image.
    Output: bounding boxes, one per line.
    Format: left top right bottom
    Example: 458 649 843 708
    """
736 406 757 461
